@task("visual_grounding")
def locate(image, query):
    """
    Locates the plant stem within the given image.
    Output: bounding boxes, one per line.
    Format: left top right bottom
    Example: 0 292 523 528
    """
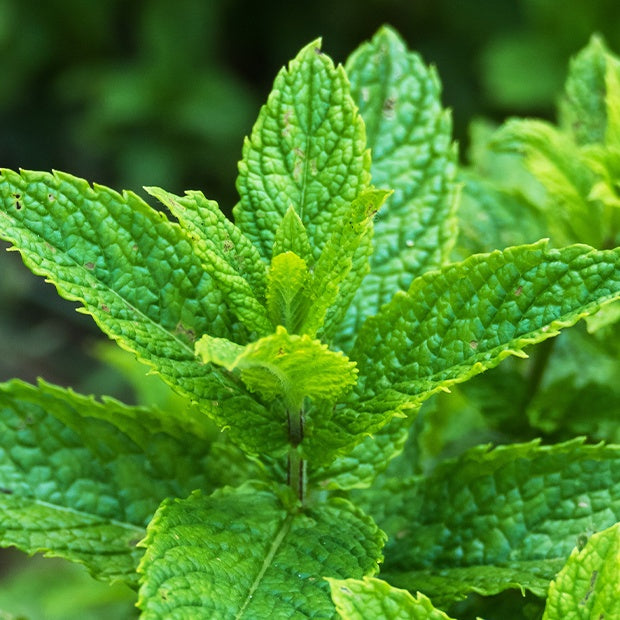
287 403 306 503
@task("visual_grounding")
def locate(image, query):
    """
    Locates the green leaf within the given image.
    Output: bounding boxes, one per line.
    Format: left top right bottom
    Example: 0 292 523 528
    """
328 577 455 620
456 170 548 257
343 26 458 345
234 38 370 260
0 379 213 585
606 57 620 146
146 186 271 335
543 522 620 619
352 242 620 410
492 121 603 246
137 484 385 619
375 439 620 602
266 251 311 333
0 168 279 456
384 563 562 608
196 325 358 408
560 35 620 147
315 188 391 340
310 416 412 490
272 205 313 261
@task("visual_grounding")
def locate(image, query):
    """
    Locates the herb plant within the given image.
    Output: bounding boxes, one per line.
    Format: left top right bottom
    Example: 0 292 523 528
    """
1 26 620 619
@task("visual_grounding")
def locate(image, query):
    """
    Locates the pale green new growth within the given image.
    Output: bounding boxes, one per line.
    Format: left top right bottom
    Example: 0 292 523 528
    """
146 186 271 336
272 206 313 261
543 523 620 619
196 326 357 408
266 251 311 333
0 25 619 620
328 577 456 620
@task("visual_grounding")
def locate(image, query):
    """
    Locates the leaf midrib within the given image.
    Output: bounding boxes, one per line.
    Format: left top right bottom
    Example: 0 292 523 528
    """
235 513 294 619
0 203 199 364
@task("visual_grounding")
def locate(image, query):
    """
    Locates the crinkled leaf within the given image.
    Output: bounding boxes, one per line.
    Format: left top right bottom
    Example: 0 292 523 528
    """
316 188 391 340
328 577 455 620
234 38 370 260
0 168 279 456
266 251 311 333
310 416 411 490
146 186 270 335
342 26 458 347
352 242 620 409
0 379 213 585
272 205 313 261
606 57 620 146
196 325 358 407
374 439 620 602
543 522 620 619
137 484 385 619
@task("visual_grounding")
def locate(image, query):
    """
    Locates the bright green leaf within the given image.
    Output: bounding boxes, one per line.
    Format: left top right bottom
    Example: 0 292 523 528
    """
560 35 613 146
543 522 620 619
316 188 391 340
137 484 385 619
342 26 458 347
234 38 370 260
0 379 213 585
0 168 280 456
352 242 620 409
328 577 455 620
374 439 620 602
605 54 620 146
146 186 271 335
196 325 358 408
266 251 311 333
310 416 411 489
272 205 313 261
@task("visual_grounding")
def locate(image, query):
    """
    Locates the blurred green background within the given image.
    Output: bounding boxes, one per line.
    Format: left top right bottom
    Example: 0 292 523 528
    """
1 1 620 617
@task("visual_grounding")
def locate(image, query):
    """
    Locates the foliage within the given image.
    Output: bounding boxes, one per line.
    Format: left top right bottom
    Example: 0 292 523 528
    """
1 25 620 619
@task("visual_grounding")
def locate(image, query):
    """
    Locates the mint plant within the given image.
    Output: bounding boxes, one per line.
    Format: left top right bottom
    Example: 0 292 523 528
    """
1 26 620 619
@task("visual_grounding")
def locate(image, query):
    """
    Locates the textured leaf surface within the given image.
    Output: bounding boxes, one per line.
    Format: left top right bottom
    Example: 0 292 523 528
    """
0 379 212 584
138 484 385 619
543 522 620 619
266 251 311 333
328 577 454 620
352 242 620 410
196 326 358 407
0 169 280 455
272 205 313 261
311 416 411 490
234 39 370 260
374 440 620 602
316 188 390 340
146 186 270 335
342 26 458 346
